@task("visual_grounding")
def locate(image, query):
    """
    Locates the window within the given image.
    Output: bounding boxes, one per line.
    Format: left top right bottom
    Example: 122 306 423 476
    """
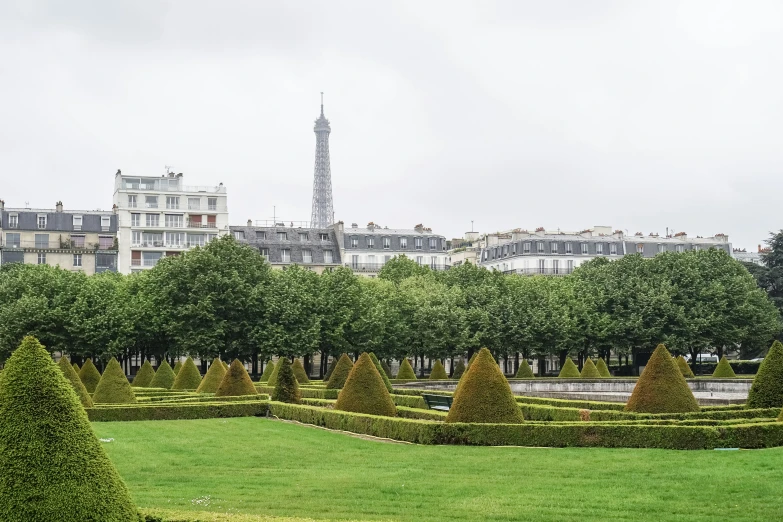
99 236 114 250
581 243 588 255
523 242 531 254
637 244 644 254
35 234 49 248
610 243 617 255
166 196 179 209
294 232 306 242
233 230 245 240
483 250 488 260
101 216 111 230
367 237 374 249
277 232 288 241
596 243 604 255
72 215 83 231
207 233 217 243
8 215 17 228
351 237 358 248
553 259 560 274
429 238 437 249
368 254 375 266
537 242 544 253
565 242 573 254
188 234 206 247
538 259 546 273
37 215 47 229
676 245 684 253
37 253 46 265
658 244 665 253
73 254 82 267
430 256 437 269
416 256 423 265
145 196 158 208
384 255 391 264
324 250 333 263
693 245 699 252
131 213 140 227
132 231 142 246
552 243 559 253
303 249 313 263
6 233 20 248
567 259 574 271
146 214 159 227
165 214 183 228
320 233 329 241
71 235 85 248
128 195 137 208
142 232 162 246
281 249 291 262
512 244 517 255
166 232 185 247
400 237 408 249
96 253 116 271
415 238 423 250
257 231 266 240
381 237 390 249
208 197 217 211
188 198 200 210
351 255 359 268
259 248 269 258
142 252 162 267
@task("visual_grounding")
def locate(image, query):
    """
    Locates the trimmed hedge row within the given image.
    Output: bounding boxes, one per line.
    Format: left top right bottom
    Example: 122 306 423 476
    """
128 394 269 405
256 385 339 400
391 394 427 409
87 400 269 422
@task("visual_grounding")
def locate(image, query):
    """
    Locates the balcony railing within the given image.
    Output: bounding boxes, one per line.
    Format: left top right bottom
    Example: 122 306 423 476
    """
346 263 450 272
122 180 227 193
503 267 574 276
0 240 115 250
187 220 217 229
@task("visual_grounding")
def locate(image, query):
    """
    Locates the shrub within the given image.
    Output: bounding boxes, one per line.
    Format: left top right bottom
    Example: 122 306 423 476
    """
78 358 102 393
335 352 397 417
446 347 524 424
370 352 393 393
173 360 183 375
712 356 737 378
72 362 80 373
429 360 448 379
292 359 311 384
466 352 477 370
222 360 229 371
57 356 93 408
326 354 354 389
215 359 258 397
132 360 156 387
93 358 137 405
380 360 392 379
596 358 611 378
452 359 466 379
580 359 601 378
88 400 269 422
258 360 275 382
747 340 783 408
625 344 699 413
324 356 338 381
196 358 227 394
676 355 695 378
171 357 202 390
149 360 176 389
0 336 137 521
396 358 417 380
515 359 534 378
271 358 301 404
266 358 283 387
558 358 580 378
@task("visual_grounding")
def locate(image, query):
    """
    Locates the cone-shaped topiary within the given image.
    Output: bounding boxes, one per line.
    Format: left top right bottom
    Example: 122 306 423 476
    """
222 360 229 371
267 358 284 387
429 360 448 380
324 356 338 381
292 359 310 384
259 360 275 382
515 359 534 378
625 344 699 413
0 337 137 521
466 352 477 370
196 358 228 393
335 352 397 417
380 360 392 379
369 352 393 393
57 356 93 408
446 347 524 424
396 358 417 380
215 359 258 397
326 353 354 389
712 356 737 378
132 360 155 387
558 358 580 378
580 359 601 378
452 359 466 379
149 360 176 389
171 356 202 390
93 358 136 404
72 362 80 373
676 355 695 378
271 358 301 404
173 360 183 375
747 340 783 408
596 357 611 378
78 358 102 393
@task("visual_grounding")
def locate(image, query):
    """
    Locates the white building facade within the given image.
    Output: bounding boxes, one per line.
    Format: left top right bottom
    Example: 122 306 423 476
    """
113 170 229 274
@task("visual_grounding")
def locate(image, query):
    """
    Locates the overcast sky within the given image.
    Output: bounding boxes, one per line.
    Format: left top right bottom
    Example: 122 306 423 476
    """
1 1 781 249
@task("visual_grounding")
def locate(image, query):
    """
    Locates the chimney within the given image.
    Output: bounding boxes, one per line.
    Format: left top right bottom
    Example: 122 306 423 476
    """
55 201 63 212
414 223 424 232
247 219 252 227
351 223 358 228
112 204 118 214
0 199 4 211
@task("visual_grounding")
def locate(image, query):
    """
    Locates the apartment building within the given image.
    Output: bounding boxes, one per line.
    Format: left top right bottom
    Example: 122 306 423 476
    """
0 200 118 274
113 170 229 273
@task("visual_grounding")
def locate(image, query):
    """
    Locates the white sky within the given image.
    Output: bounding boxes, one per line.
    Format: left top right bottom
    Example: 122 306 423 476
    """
1 1 781 249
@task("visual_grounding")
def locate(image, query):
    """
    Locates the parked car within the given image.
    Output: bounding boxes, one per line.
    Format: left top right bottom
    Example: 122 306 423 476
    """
684 353 719 364
750 357 765 363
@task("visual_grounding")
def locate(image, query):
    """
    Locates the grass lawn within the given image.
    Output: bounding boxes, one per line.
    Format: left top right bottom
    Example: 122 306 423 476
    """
95 418 783 521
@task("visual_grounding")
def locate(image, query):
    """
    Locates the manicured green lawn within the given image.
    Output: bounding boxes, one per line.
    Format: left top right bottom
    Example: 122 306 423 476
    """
95 418 783 521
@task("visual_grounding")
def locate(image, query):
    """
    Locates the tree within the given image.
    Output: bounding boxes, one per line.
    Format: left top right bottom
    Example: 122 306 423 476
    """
377 255 429 285
263 266 321 360
271 358 301 404
743 230 783 344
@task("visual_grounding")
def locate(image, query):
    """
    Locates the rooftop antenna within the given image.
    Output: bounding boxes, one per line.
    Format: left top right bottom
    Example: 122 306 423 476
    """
165 165 173 175
24 201 29 209
471 220 474 233
320 92 324 116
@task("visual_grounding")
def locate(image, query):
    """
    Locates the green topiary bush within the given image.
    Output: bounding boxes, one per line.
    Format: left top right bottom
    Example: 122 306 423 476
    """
149 360 176 389
712 356 737 378
396 358 417 380
580 359 601 378
515 359 534 378
370 352 393 393
292 359 311 384
625 344 699 413
222 360 229 371
132 360 155 387
266 358 283 387
676 355 695 378
271 358 301 404
446 347 523 424
215 359 258 397
57 356 93 408
429 360 448 379
173 360 183 375
558 358 580 378
0 337 137 521
326 354 354 389
596 358 611 378
466 352 477 370
258 360 275 382
380 360 392 379
451 359 466 379
324 356 339 381
747 340 783 408
171 357 202 390
335 352 397 417
72 362 80 373
78 358 102 394
196 358 227 393
92 358 137 405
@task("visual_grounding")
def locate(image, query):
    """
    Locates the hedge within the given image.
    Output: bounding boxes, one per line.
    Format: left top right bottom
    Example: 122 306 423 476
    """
515 359 534 378
369 352 393 393
149 361 176 390
87 400 269 422
747 340 783 408
258 360 275 382
326 353 354 389
171 357 202 391
335 352 396 416
391 394 427 409
558 359 580 378
713 356 737 378
196 358 227 394
57 356 93 408
271 358 301 404
395 358 417 380
625 344 699 413
292 359 310 384
216 360 258 397
580 359 601 378
596 358 611 378
451 359 466 379
78 358 102 394
677 355 696 378
92 358 137 405
256 385 339 400
132 360 156 387
429 360 448 380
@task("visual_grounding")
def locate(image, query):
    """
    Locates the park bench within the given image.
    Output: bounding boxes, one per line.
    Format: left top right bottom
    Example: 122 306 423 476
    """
422 394 453 412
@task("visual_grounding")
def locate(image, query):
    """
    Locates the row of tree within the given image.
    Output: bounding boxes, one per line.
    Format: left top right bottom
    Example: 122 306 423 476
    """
0 235 779 376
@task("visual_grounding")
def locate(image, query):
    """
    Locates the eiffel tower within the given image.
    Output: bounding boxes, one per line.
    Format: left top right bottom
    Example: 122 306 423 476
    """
310 93 334 228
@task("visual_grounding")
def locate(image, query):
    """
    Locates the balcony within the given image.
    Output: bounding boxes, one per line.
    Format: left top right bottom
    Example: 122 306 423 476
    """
346 263 450 272
0 239 115 251
187 220 217 229
503 267 574 276
122 179 226 194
